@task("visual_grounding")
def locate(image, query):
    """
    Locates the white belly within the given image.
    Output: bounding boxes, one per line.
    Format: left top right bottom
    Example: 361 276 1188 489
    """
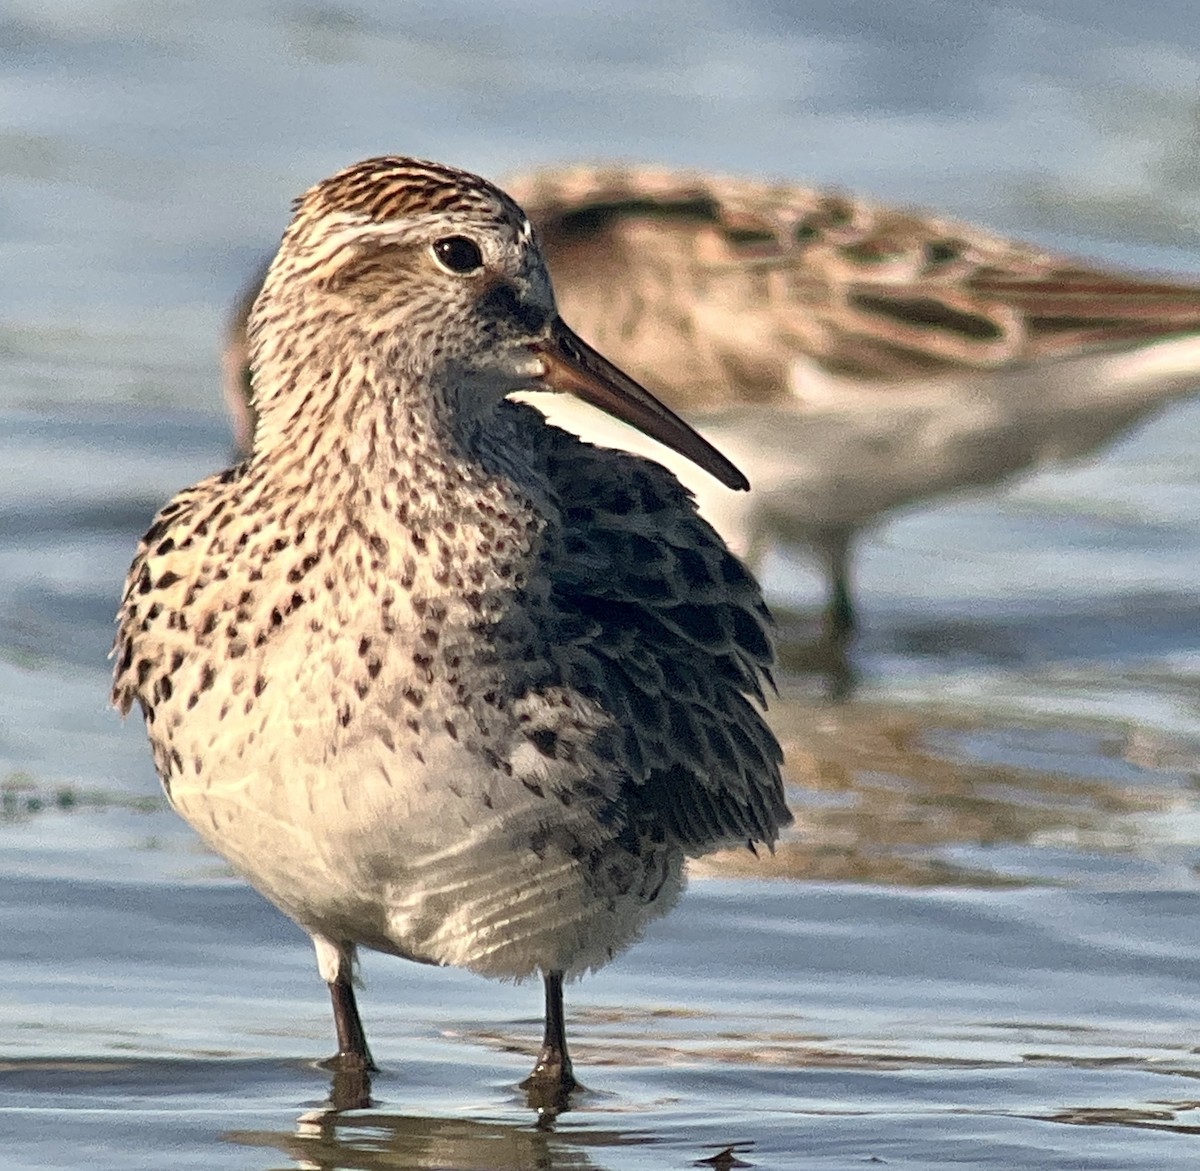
162 674 684 981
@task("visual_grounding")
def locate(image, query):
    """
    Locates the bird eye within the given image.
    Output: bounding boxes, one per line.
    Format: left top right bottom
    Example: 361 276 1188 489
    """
432 236 484 274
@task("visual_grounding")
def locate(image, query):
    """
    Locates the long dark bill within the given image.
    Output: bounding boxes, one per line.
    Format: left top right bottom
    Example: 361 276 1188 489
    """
530 318 750 492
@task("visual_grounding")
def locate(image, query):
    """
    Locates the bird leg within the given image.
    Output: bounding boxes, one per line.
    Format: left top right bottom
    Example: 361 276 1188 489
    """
327 969 376 1072
314 954 375 1112
823 529 856 645
313 937 376 1073
520 970 579 1111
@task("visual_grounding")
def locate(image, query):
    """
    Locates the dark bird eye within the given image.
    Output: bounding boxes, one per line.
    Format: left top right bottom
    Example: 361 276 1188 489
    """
432 236 484 274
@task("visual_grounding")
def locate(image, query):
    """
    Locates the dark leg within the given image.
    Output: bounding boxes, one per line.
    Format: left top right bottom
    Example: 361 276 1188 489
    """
326 968 376 1072
824 529 856 645
520 970 578 1110
310 937 374 1108
818 530 858 701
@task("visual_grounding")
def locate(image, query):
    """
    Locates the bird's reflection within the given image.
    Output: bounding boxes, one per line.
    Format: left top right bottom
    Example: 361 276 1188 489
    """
325 1062 374 1113
225 1073 647 1171
232 1109 581 1171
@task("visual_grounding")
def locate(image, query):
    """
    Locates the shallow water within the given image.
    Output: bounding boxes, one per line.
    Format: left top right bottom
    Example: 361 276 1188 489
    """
5 3 1200 1168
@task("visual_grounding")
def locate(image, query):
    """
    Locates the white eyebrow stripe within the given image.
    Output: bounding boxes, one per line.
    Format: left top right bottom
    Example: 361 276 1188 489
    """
312 210 489 250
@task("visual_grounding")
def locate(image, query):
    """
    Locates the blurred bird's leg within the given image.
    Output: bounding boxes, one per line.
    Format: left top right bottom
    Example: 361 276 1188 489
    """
823 528 856 646
771 526 858 694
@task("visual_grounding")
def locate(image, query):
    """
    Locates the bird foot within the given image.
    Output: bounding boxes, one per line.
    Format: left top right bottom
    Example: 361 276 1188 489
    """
317 1047 377 1074
520 1046 580 1117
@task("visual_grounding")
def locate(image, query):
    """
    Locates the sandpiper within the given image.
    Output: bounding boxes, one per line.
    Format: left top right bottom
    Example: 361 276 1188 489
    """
114 156 788 1107
222 165 1200 644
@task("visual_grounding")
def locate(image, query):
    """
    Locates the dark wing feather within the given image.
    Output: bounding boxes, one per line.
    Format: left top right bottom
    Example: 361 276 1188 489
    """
518 405 789 854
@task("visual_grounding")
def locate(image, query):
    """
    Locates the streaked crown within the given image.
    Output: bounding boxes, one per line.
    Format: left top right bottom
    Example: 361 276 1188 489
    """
295 155 534 237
